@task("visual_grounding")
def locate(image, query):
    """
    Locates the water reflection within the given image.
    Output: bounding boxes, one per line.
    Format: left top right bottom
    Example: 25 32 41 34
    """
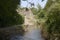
10 35 23 40
10 29 44 40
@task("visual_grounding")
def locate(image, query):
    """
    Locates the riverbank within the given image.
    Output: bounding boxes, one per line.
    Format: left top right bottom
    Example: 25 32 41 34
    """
0 25 25 40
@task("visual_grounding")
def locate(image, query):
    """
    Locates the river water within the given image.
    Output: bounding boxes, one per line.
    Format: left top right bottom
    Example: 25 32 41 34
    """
10 10 44 40
10 27 44 40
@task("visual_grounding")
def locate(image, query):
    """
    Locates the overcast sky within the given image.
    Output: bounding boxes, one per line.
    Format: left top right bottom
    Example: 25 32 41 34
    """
20 0 48 8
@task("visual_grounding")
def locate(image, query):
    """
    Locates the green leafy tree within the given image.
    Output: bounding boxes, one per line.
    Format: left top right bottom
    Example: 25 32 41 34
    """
0 0 24 28
46 3 60 34
45 1 60 40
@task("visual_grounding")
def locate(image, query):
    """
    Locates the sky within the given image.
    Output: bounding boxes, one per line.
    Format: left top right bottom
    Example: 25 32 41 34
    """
20 0 48 8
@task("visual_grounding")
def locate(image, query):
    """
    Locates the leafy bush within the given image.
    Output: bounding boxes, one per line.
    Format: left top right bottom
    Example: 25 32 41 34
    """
46 3 60 34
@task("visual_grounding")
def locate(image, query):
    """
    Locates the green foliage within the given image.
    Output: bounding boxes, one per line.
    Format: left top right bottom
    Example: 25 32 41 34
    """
41 0 60 40
31 8 38 15
31 4 41 15
0 0 25 40
0 0 24 28
44 0 53 10
46 4 60 34
31 0 60 39
31 5 47 23
37 10 45 19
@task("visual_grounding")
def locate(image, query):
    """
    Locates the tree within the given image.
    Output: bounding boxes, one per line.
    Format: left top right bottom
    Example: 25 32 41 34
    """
46 2 60 34
0 0 24 28
45 0 60 40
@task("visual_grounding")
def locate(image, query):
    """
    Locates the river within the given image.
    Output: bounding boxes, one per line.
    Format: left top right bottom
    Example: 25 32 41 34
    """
10 27 44 40
10 9 44 40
